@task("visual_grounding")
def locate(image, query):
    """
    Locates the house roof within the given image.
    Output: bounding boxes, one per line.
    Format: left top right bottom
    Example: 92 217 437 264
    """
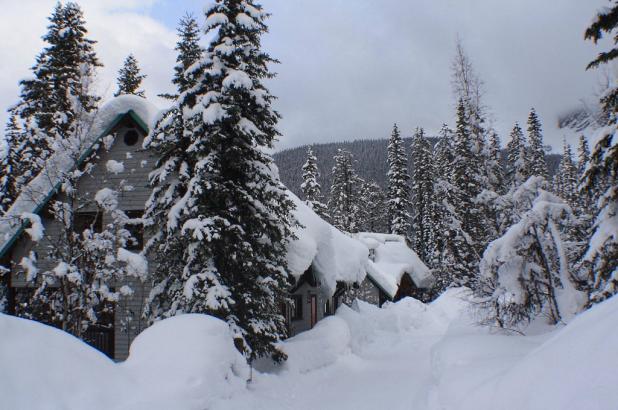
356 232 433 299
0 95 159 260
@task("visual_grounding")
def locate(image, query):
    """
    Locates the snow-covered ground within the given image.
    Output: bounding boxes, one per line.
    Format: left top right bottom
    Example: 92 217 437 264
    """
1 289 617 410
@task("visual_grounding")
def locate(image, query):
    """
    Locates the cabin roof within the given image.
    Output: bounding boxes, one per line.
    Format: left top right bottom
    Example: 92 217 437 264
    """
0 96 158 260
356 232 433 299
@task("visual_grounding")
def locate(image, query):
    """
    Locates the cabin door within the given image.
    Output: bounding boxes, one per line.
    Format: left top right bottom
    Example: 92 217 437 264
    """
310 295 318 328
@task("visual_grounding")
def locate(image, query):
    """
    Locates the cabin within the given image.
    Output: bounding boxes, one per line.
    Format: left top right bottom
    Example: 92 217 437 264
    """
0 96 369 358
350 233 433 306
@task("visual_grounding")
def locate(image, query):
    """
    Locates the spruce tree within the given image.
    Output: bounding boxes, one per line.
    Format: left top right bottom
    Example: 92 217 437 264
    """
578 5 618 305
577 135 590 178
328 149 362 233
527 108 548 179
358 180 388 233
114 54 146 97
487 131 504 193
506 123 529 187
386 124 412 237
448 99 482 287
0 110 24 214
144 0 297 362
301 147 329 221
160 13 203 100
410 127 436 262
558 140 579 208
6 2 100 207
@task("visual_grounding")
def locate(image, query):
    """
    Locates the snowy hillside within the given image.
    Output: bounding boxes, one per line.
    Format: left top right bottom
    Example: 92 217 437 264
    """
2 290 616 410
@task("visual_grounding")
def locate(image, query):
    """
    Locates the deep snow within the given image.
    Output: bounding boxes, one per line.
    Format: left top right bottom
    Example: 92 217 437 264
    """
1 289 617 410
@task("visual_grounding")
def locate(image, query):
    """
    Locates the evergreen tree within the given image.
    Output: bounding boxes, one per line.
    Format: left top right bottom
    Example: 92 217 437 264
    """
580 4 618 305
0 110 24 214
558 140 579 208
447 99 482 287
386 124 411 237
527 108 548 179
506 123 529 187
5 2 100 210
358 180 388 233
487 131 504 193
301 147 329 221
160 13 203 100
577 135 590 178
410 127 435 262
114 54 146 97
144 0 297 362
329 149 362 232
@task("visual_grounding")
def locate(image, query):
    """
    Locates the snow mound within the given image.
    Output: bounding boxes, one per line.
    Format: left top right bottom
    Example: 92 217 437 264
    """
286 192 368 295
357 232 432 298
458 294 618 410
0 313 131 410
0 313 248 410
121 314 249 410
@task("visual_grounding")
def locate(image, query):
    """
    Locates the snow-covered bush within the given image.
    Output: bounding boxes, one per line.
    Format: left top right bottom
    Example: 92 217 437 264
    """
477 178 586 329
18 185 144 339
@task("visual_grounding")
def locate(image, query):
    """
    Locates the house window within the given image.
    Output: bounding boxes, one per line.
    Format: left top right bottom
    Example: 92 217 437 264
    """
73 212 103 234
123 129 139 146
291 294 303 321
124 210 144 250
324 298 332 316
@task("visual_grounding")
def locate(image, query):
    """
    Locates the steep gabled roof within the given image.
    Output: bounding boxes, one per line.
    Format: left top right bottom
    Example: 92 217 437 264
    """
0 96 159 260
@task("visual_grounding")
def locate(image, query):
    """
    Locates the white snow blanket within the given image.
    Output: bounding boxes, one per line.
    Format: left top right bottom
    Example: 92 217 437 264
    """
3 290 617 410
357 232 432 298
0 95 160 256
286 192 367 295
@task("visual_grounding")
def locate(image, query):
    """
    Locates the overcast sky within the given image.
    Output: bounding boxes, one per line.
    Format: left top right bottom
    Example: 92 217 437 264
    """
0 0 611 152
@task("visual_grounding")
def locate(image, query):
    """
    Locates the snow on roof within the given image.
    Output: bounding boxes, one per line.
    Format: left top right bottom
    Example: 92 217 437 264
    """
356 232 432 299
286 192 368 296
0 96 160 258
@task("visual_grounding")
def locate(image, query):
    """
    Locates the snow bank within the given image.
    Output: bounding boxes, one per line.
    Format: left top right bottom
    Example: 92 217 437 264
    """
286 192 367 295
0 314 131 410
0 313 248 410
121 314 249 410
357 232 432 298
457 294 618 410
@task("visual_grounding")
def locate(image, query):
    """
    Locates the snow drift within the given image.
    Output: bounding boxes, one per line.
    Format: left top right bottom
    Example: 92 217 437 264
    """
1 290 617 410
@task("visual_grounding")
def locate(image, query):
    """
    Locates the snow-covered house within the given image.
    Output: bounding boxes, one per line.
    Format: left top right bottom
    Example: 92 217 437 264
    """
0 96 368 359
351 233 433 305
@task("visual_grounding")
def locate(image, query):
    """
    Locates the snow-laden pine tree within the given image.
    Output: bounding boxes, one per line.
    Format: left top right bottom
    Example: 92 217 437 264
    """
144 0 297 362
301 147 329 221
410 127 435 263
449 99 483 283
329 149 362 233
506 123 529 188
578 5 618 304
386 124 411 237
487 131 504 194
527 108 548 179
577 135 590 178
0 110 24 214
159 13 203 100
114 54 146 97
18 185 144 339
358 180 388 233
557 140 579 208
478 177 585 329
3 2 100 210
